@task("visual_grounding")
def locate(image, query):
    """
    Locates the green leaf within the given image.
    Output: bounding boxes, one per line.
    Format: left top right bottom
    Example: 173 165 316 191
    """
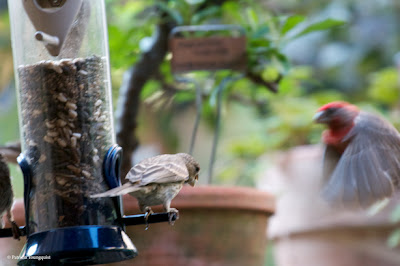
157 2 184 25
174 91 196 103
293 18 346 39
390 205 400 222
251 25 269 38
249 38 271 48
281 15 305 35
246 8 259 29
222 2 245 24
387 229 400 248
262 67 280 81
141 80 161 100
191 6 221 24
367 68 400 106
185 0 205 5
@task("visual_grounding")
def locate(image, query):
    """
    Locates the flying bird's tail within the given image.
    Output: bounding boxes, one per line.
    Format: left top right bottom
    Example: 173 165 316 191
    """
90 182 140 198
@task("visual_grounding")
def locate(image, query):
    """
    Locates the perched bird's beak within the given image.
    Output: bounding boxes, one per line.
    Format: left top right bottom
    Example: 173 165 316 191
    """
313 111 328 123
188 174 198 187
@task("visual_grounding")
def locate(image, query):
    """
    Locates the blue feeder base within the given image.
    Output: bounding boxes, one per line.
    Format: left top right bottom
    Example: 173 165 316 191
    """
17 225 137 265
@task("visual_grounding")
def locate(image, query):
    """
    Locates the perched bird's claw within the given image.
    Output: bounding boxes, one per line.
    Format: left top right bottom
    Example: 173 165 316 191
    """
167 208 179 226
144 207 154 230
11 221 21 240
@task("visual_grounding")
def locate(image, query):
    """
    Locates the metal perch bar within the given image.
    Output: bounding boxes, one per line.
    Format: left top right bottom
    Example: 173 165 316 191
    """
0 212 177 238
0 226 27 238
121 212 178 226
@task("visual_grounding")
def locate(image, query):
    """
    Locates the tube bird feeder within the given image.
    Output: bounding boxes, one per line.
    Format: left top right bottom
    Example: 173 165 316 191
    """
7 0 137 264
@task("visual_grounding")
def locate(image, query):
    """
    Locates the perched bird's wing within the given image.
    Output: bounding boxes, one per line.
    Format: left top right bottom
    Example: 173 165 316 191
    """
322 112 400 208
126 154 189 185
90 182 142 198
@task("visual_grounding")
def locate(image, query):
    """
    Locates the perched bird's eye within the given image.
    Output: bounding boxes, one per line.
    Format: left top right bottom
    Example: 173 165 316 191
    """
325 108 336 115
195 166 200 172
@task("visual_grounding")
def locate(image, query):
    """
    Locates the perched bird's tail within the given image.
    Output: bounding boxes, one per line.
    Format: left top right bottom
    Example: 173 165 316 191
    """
90 182 140 198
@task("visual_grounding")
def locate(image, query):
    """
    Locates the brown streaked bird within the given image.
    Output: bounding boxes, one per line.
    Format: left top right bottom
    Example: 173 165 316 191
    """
91 153 200 224
314 101 400 209
0 153 20 240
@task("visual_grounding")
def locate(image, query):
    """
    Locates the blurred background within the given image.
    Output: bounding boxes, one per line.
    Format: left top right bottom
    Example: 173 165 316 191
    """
0 0 400 265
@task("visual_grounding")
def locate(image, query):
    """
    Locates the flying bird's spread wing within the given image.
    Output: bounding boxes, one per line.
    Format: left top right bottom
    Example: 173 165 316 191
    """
322 145 341 184
322 112 400 208
126 154 189 185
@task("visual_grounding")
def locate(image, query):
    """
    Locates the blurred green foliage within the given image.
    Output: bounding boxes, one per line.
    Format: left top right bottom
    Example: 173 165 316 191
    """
0 0 399 207
367 68 399 107
105 0 347 187
0 0 398 261
104 0 347 187
0 8 23 199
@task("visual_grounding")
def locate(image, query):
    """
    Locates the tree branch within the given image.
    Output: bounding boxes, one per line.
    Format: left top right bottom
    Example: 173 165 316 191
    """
153 70 183 94
246 71 282 93
115 17 175 178
115 1 282 178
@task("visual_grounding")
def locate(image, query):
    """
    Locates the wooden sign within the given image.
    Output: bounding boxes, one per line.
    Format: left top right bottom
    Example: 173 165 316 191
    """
170 35 246 73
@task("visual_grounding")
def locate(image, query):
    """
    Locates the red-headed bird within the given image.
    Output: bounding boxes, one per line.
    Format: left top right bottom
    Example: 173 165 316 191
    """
314 101 400 208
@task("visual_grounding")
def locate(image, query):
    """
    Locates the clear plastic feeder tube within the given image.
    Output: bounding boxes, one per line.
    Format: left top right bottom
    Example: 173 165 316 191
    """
8 0 117 234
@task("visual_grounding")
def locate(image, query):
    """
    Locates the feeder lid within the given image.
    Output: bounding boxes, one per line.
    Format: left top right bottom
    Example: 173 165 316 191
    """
22 0 83 56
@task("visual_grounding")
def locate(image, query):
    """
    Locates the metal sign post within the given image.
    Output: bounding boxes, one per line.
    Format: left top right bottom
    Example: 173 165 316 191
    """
169 25 246 183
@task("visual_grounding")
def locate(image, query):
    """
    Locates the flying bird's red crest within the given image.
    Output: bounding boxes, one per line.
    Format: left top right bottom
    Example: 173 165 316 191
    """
318 101 358 112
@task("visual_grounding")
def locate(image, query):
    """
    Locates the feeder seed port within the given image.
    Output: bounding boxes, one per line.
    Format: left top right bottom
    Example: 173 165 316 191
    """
35 31 60 47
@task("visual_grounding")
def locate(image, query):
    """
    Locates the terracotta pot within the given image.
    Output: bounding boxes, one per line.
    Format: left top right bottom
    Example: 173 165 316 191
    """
259 145 400 266
273 225 400 266
0 186 274 266
108 185 274 266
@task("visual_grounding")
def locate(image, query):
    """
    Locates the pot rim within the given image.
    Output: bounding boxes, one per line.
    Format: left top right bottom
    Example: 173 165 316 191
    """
122 185 275 215
8 185 275 227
